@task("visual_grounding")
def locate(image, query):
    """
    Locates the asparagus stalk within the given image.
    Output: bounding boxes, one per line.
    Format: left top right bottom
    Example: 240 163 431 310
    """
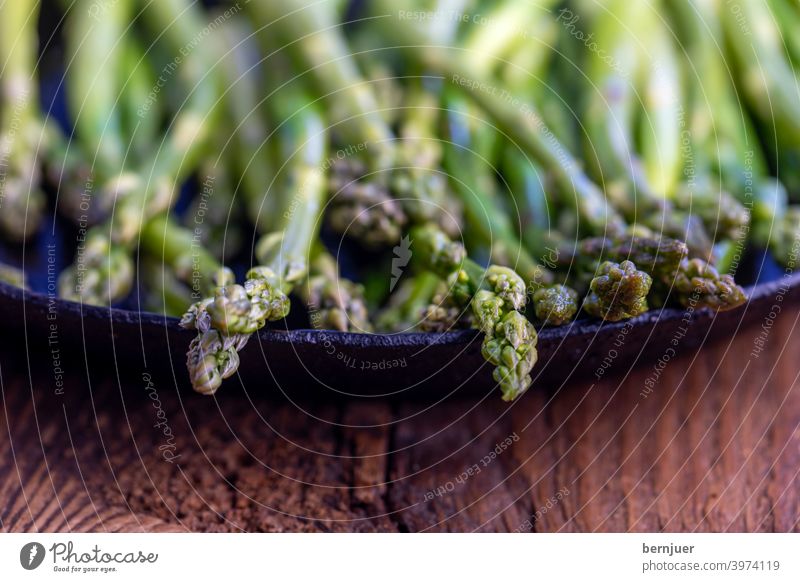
567 0 691 247
720 0 800 192
668 0 766 190
182 17 253 262
441 89 579 324
636 2 684 200
186 141 242 262
140 214 231 301
441 89 553 287
246 0 394 172
411 224 537 401
181 78 328 394
119 33 162 168
65 0 131 180
141 259 197 318
139 213 235 319
349 31 404 127
248 1 410 247
392 79 460 235
368 0 626 236
513 46 579 155
770 204 800 266
632 1 747 258
41 120 96 226
300 246 372 333
247 0 474 248
0 0 45 241
501 146 552 249
59 0 222 305
499 11 559 98
577 0 646 189
461 0 555 78
215 18 279 237
669 0 790 264
375 270 443 332
113 0 222 244
767 0 800 71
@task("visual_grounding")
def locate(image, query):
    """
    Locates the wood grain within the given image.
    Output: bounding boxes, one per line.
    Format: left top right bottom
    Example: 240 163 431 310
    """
1 303 799 532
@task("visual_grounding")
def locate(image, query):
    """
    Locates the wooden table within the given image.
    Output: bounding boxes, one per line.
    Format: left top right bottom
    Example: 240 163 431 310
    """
2 304 799 533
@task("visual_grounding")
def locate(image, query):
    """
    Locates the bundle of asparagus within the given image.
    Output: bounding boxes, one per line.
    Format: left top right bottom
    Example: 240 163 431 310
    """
6 0 800 400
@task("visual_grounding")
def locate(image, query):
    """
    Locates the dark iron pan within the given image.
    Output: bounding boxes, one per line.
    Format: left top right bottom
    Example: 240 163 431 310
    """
2 244 797 399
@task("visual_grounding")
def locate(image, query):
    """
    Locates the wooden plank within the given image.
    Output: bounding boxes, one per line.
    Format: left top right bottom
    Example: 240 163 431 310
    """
2 305 800 532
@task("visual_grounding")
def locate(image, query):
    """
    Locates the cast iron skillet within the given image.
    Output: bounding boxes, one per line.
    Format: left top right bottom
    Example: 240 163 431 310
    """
2 245 798 398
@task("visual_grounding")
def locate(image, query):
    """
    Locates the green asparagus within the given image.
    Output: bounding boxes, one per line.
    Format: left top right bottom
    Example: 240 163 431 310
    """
0 0 45 240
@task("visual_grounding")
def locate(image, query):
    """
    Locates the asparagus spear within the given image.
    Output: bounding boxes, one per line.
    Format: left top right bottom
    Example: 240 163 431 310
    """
461 0 556 78
501 146 553 251
327 163 409 247
139 212 236 320
411 224 537 401
59 0 222 305
114 0 222 243
42 120 96 226
672 258 748 310
767 0 800 71
65 0 131 180
667 0 765 191
186 144 242 262
214 18 278 237
247 2 408 247
498 10 559 99
637 1 684 201
417 294 472 333
0 0 45 241
181 78 328 394
583 260 652 322
140 214 231 301
119 33 162 168
392 79 460 235
566 0 696 248
578 0 647 190
532 285 579 325
141 259 197 318
181 18 255 262
375 270 444 332
349 31 405 127
577 236 689 281
636 1 749 255
222 24 373 334
300 246 372 333
508 40 578 156
246 0 393 171
770 205 800 267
